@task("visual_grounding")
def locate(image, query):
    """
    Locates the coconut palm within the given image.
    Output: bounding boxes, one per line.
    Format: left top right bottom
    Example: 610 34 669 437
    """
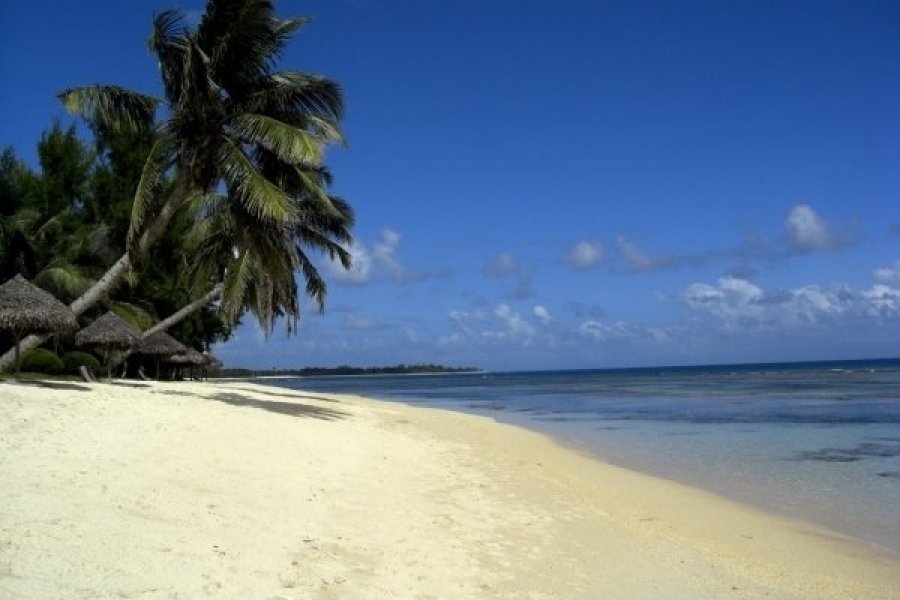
140 187 353 339
0 0 347 370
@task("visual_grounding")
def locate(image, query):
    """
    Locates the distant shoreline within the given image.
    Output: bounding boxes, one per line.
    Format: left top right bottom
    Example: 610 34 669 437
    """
217 364 482 378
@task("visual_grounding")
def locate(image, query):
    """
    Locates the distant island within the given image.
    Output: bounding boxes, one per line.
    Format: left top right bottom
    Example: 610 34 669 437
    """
217 364 481 378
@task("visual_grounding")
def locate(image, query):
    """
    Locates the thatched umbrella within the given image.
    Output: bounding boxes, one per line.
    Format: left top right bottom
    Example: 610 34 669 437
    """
74 311 139 379
133 331 187 379
200 351 222 381
166 348 206 380
0 274 78 377
202 351 223 369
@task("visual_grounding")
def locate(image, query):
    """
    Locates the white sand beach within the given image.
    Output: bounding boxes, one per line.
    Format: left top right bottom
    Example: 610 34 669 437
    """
1 380 898 599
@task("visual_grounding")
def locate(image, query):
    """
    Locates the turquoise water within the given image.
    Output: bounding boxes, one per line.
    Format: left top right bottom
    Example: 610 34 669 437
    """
258 359 900 554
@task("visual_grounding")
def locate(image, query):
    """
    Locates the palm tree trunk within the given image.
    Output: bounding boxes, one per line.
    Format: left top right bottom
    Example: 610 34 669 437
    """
140 283 223 339
0 180 191 372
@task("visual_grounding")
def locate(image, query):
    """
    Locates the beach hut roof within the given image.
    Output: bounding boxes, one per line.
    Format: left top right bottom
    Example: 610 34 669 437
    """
74 311 139 349
166 348 206 365
0 274 78 334
202 351 223 368
133 331 188 356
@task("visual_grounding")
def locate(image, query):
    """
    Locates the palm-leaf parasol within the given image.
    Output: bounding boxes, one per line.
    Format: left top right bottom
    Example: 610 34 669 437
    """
166 348 207 380
133 331 187 379
74 311 140 379
0 274 78 377
203 351 223 369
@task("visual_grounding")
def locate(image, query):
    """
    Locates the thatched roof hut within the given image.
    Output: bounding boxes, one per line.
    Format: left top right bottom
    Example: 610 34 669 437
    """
0 274 78 335
0 274 78 375
132 332 187 379
133 331 187 356
74 311 140 379
166 348 205 365
203 351 223 369
75 312 139 349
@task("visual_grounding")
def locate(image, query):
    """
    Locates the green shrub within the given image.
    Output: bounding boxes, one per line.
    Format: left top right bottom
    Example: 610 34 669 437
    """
62 351 103 375
21 348 64 375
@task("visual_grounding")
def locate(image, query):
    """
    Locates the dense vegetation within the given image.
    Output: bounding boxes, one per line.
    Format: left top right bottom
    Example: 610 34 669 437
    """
0 123 231 353
0 0 352 373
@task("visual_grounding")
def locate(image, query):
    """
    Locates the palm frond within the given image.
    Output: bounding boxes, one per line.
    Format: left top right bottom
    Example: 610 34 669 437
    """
33 263 94 300
306 115 345 146
220 248 253 325
59 86 160 131
127 136 171 245
198 0 279 91
247 71 343 120
219 139 298 223
149 9 189 104
296 229 352 268
231 113 324 166
106 300 156 331
296 250 327 312
271 17 309 58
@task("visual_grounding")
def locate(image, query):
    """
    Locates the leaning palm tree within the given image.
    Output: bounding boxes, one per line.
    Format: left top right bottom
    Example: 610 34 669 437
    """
0 0 347 370
141 188 353 339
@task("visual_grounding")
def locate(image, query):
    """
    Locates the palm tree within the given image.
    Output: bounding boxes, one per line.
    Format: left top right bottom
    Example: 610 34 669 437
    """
140 186 353 339
0 0 348 370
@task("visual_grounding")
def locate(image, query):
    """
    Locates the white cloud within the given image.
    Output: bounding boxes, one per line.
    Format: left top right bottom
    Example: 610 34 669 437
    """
533 305 551 323
483 252 519 277
616 236 675 272
784 204 833 251
874 260 900 286
494 303 535 339
567 240 605 270
579 320 633 341
329 241 372 284
863 285 900 316
783 204 858 253
683 276 900 330
578 320 672 344
328 228 426 284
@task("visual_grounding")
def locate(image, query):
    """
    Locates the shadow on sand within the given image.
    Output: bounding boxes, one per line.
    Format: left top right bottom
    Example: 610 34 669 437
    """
209 392 347 421
228 385 342 404
107 381 153 388
14 381 92 392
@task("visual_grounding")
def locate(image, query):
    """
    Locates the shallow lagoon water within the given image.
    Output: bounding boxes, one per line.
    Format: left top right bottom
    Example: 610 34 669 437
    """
261 359 900 554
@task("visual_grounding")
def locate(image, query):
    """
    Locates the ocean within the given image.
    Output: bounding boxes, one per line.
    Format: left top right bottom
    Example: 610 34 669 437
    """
257 358 900 554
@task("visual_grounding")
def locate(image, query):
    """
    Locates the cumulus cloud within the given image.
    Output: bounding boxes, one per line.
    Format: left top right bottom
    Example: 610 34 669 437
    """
441 304 539 347
616 236 676 272
494 304 536 339
328 228 427 284
874 260 900 286
533 305 551 323
784 204 833 251
863 285 900 316
483 252 519 277
329 241 372 284
579 320 671 343
783 204 858 253
566 240 605 271
683 276 900 330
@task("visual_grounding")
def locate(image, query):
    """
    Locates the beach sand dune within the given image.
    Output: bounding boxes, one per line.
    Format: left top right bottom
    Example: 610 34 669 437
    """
0 380 897 599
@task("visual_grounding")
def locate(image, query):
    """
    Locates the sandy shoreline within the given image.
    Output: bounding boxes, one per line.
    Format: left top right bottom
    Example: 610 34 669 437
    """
1 380 898 599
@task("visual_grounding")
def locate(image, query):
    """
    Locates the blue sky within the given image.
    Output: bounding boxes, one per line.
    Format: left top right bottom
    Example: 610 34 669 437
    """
2 0 899 370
